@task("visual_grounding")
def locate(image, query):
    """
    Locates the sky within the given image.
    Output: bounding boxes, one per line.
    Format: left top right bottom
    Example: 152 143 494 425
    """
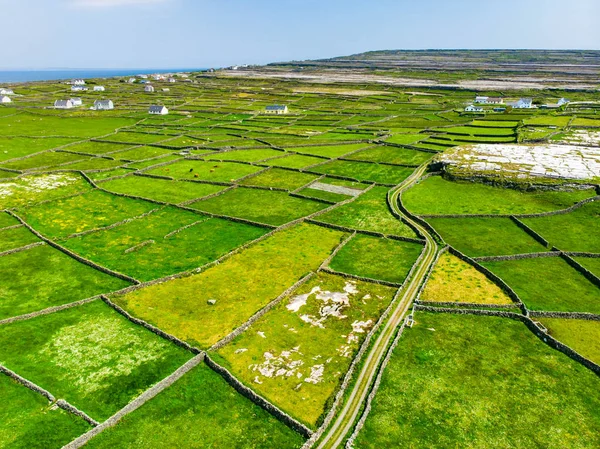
1 0 599 69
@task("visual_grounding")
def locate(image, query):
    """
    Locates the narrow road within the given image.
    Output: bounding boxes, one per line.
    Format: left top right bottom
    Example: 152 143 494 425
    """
315 163 438 449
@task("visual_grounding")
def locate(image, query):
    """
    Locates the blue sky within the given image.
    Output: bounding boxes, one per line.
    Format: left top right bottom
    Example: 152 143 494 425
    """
1 0 598 69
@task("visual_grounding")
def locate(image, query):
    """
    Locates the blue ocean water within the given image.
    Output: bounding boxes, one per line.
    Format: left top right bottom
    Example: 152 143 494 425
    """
0 69 206 83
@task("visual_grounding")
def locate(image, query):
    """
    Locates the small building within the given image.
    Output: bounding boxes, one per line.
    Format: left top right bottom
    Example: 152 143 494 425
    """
558 98 570 106
486 97 504 104
70 97 83 107
493 107 507 113
128 78 137 84
465 104 484 112
474 96 489 104
144 85 155 93
139 74 148 79
71 79 85 86
513 98 534 109
162 88 170 92
0 95 12 104
54 99 73 109
149 105 169 115
71 85 88 92
264 105 288 115
0 88 14 95
168 78 176 83
93 99 114 110
93 86 105 92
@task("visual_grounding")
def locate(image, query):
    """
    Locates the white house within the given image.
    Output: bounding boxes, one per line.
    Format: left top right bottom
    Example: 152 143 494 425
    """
168 78 176 83
71 85 88 92
128 78 137 84
149 105 169 115
94 86 105 92
0 88 14 95
145 85 155 93
162 88 170 92
474 96 488 104
512 98 534 109
71 79 85 86
264 105 288 115
0 95 12 104
474 96 503 105
54 99 73 109
558 98 570 106
465 104 484 112
70 98 83 107
139 74 149 79
93 100 114 110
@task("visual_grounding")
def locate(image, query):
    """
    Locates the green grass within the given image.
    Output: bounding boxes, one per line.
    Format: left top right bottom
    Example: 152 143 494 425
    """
61 141 135 155
110 146 174 161
21 190 158 239
522 201 600 252
0 151 85 171
114 223 346 348
421 252 513 304
539 318 600 364
87 168 135 181
204 148 284 162
298 187 351 202
267 154 326 169
83 364 304 449
0 244 130 320
0 373 91 449
481 257 600 313
288 143 371 158
146 159 263 182
0 114 137 138
329 234 423 283
64 207 267 281
0 211 19 228
189 187 328 226
346 146 433 166
0 173 92 209
0 225 39 252
311 160 414 185
49 157 125 172
523 116 572 127
217 272 396 427
0 137 79 162
100 132 170 145
239 168 318 190
0 300 191 421
125 154 181 170
384 134 425 145
403 176 595 215
317 186 417 237
101 175 226 204
428 217 548 257
355 312 600 449
575 257 600 277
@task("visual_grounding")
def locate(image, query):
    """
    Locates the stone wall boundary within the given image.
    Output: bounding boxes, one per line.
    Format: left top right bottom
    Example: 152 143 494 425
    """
289 192 337 205
560 254 600 289
529 310 600 321
56 400 99 427
319 232 356 271
344 323 407 448
473 251 560 262
415 300 522 310
413 305 600 376
101 296 201 355
0 241 45 258
414 245 446 302
397 190 443 242
7 211 140 285
0 364 56 402
320 268 402 288
0 296 100 327
0 223 25 232
209 272 315 351
203 355 313 439
564 252 600 258
510 216 550 247
62 353 205 449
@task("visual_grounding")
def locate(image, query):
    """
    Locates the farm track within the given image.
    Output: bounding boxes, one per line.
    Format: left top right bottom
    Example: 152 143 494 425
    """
315 163 438 449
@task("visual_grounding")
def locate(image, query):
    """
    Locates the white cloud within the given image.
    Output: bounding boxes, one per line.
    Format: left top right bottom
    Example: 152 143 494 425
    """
70 0 170 7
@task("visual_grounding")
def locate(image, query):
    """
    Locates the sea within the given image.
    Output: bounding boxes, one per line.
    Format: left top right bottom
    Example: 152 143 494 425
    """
0 68 207 84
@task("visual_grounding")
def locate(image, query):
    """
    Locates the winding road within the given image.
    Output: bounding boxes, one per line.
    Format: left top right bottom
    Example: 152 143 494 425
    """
315 163 439 449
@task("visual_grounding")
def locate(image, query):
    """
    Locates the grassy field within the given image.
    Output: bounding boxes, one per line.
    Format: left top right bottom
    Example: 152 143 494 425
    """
0 173 92 209
239 168 319 190
0 225 40 252
0 373 91 449
575 257 600 277
216 273 396 427
0 137 79 162
266 154 325 169
355 312 600 449
189 187 328 226
0 244 130 319
100 175 227 204
421 252 513 304
0 211 19 228
481 257 600 313
428 217 548 257
83 364 305 449
21 190 158 239
146 159 263 182
403 176 595 215
290 143 372 158
204 148 284 162
113 224 346 348
316 186 417 237
311 160 414 185
539 318 600 364
329 234 423 284
346 146 433 166
0 300 191 421
522 201 600 253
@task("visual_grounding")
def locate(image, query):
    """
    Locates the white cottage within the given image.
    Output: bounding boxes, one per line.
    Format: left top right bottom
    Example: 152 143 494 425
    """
465 104 484 112
70 98 83 107
144 85 155 92
93 100 114 110
512 98 534 109
128 78 137 84
264 105 288 115
71 85 88 92
149 105 169 115
0 96 12 104
71 79 85 86
54 99 73 109
558 98 570 106
94 86 105 92
168 78 176 83
474 96 489 104
0 88 14 95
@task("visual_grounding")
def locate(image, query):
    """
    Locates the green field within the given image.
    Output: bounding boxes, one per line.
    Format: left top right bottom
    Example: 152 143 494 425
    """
240 167 319 190
482 257 600 313
83 364 304 449
146 159 263 182
0 173 92 209
539 318 600 364
311 160 414 185
0 225 39 252
346 146 433 166
0 300 191 421
113 224 346 348
329 234 423 284
355 312 600 449
403 176 595 215
575 257 600 277
428 217 548 257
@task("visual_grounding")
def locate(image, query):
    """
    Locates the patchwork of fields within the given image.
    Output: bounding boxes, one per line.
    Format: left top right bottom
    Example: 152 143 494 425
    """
1 70 599 449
